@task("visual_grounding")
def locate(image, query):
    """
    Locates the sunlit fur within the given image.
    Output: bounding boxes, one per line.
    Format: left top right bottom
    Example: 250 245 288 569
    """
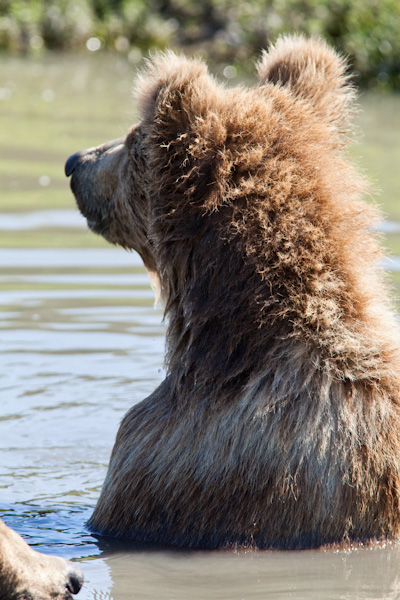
68 36 400 548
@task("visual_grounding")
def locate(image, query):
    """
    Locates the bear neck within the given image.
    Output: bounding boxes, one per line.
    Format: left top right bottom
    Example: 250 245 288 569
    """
156 216 400 409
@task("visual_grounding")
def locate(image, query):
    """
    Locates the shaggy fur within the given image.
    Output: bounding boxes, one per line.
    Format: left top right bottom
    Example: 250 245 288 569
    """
0 519 83 599
65 35 400 549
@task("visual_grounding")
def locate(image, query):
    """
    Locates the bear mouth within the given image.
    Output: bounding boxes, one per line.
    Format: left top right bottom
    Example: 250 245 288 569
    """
80 205 112 237
86 217 102 233
69 175 114 237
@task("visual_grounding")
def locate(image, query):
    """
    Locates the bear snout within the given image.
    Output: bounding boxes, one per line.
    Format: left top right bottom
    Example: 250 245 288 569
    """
65 137 126 179
66 563 84 595
65 151 84 177
65 137 134 244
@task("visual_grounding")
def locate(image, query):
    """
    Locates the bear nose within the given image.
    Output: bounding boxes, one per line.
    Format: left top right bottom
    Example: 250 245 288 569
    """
66 563 84 595
65 151 84 177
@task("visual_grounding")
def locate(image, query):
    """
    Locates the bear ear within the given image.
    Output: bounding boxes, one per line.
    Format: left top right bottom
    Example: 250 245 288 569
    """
256 35 356 130
135 51 216 130
134 52 226 212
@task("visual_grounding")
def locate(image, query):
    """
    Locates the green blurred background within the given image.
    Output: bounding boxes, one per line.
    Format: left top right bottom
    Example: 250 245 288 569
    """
1 0 400 89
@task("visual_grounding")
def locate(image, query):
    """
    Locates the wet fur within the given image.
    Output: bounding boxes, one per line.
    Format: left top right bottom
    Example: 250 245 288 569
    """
67 36 400 549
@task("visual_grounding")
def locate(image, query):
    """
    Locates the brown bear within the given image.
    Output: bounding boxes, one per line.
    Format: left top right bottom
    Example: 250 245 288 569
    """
0 519 83 599
65 35 400 549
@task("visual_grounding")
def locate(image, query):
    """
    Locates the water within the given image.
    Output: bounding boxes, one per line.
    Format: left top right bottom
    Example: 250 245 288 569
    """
1 52 400 599
0 218 166 597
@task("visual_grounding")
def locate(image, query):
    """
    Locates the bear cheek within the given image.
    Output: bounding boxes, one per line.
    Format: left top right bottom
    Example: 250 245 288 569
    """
111 189 157 272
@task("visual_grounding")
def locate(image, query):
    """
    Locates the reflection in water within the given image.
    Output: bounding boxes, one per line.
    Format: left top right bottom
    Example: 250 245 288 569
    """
2 233 400 598
96 543 400 600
